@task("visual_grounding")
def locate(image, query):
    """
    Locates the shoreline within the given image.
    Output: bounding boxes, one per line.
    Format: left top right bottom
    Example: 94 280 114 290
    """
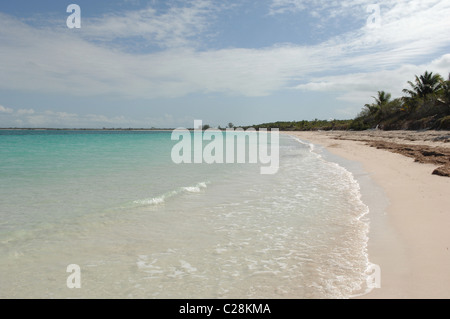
285 131 450 299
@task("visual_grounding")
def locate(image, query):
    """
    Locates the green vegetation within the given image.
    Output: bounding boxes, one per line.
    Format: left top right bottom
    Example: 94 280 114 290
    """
354 71 450 130
245 71 450 131
242 119 354 131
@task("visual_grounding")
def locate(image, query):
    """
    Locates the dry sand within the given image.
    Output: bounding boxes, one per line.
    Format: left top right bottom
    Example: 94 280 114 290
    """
285 130 450 299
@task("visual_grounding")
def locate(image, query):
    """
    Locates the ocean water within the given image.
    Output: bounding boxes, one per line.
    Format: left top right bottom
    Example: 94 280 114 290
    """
0 130 372 298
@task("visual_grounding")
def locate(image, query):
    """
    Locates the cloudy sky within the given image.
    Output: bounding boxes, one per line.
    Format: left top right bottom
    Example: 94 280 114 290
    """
1 0 450 128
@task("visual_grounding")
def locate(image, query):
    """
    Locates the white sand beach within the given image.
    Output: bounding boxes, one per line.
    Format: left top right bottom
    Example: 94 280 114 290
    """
286 131 450 299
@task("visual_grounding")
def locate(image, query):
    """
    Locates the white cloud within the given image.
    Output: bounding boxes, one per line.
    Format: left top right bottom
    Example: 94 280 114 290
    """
295 54 450 105
0 105 14 114
0 0 449 101
269 0 378 17
82 0 216 49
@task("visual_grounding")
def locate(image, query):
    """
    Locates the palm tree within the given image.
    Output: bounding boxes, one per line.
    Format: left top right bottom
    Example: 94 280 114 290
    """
374 90 391 106
438 73 450 113
364 91 391 119
403 71 443 98
442 73 450 101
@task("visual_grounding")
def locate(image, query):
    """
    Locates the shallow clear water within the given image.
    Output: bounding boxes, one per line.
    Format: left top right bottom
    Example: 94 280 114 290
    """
0 130 371 298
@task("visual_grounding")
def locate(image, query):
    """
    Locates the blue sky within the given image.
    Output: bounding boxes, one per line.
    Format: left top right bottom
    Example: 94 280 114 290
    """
1 0 450 128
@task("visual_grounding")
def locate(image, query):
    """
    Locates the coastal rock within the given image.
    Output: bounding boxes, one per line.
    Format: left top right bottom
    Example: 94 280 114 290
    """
432 165 450 177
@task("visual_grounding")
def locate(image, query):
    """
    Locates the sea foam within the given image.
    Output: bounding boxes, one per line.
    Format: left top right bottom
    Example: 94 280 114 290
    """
133 181 209 205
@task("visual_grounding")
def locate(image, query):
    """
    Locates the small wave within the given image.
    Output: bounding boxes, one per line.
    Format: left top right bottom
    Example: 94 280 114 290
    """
290 136 316 153
133 181 210 206
182 182 208 193
133 194 170 205
289 134 373 298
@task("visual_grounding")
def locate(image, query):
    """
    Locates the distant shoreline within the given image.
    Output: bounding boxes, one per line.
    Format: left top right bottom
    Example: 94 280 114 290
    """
2 127 449 131
0 128 176 131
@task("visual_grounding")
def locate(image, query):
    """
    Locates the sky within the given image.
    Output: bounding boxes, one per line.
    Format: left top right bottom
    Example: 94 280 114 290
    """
1 0 450 128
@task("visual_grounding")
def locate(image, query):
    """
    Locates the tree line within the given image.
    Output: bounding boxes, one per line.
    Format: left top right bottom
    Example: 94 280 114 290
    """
246 71 450 131
353 71 450 130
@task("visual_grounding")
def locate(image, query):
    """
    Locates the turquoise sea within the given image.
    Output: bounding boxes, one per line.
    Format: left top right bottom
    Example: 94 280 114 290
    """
0 130 371 298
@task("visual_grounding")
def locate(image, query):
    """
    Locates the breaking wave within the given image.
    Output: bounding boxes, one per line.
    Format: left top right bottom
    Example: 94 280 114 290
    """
133 181 209 206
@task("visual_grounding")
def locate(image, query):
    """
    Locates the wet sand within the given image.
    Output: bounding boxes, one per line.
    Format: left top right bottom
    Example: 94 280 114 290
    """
286 130 450 299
